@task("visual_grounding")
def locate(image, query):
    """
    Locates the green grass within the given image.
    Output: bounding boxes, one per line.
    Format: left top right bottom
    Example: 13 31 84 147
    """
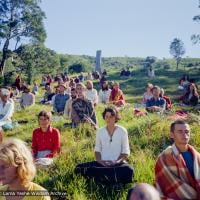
4 66 200 200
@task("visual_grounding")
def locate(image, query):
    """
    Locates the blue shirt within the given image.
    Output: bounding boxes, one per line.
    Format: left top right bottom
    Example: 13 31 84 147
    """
181 151 194 178
54 94 69 112
146 97 166 110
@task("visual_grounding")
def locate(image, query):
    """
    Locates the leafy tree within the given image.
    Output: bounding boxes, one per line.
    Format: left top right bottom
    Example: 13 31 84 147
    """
68 63 86 74
191 15 200 44
169 38 185 69
0 0 46 76
15 44 60 84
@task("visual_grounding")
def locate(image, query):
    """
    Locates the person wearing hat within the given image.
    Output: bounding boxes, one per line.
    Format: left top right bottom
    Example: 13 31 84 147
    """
53 84 70 115
20 85 35 108
0 89 14 127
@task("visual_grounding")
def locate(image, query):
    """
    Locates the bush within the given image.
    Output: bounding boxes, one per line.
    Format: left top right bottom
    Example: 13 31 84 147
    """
68 63 86 73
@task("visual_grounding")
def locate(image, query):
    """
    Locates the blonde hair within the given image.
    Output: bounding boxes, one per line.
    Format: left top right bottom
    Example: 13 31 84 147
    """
0 138 36 186
76 83 86 90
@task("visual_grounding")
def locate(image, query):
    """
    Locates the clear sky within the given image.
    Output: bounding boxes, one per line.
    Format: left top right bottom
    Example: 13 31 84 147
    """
40 0 200 58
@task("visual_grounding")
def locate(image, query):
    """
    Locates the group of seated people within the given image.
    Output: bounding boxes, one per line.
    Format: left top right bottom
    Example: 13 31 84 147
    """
0 72 199 199
141 83 172 113
0 99 199 200
120 68 132 77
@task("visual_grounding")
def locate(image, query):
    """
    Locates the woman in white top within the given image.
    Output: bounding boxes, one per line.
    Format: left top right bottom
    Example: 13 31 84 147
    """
75 106 133 184
98 81 111 104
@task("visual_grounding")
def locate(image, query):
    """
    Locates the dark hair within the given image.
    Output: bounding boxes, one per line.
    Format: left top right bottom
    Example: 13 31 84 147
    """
38 110 51 120
170 120 188 132
102 107 120 122
102 81 109 91
152 85 160 92
127 187 134 200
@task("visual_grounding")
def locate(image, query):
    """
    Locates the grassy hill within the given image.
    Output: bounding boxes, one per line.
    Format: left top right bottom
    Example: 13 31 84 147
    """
5 66 200 200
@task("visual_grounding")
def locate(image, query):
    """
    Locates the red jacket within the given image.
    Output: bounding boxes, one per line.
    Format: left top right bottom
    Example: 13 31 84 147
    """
32 126 61 158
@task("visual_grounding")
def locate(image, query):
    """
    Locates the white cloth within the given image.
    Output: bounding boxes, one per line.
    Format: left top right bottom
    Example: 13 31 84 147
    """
63 98 73 118
98 89 111 103
0 99 14 127
94 125 130 161
142 92 153 104
85 89 98 105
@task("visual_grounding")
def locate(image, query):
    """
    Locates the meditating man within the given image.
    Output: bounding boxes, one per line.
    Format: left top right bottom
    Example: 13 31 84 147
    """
75 106 133 185
146 86 166 113
155 120 200 200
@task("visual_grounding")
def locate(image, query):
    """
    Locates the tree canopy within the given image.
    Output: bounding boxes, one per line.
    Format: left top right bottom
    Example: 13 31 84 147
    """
0 0 46 75
169 38 185 69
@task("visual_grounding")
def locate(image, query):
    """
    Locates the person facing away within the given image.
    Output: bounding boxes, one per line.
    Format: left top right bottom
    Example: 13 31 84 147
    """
20 86 35 108
0 138 50 200
32 110 61 159
74 106 133 184
127 183 160 200
155 120 200 200
146 86 166 113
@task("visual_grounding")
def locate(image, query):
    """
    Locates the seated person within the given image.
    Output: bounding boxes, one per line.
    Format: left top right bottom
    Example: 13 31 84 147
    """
146 86 166 113
109 82 125 106
102 69 107 76
142 83 153 104
0 89 14 127
20 86 35 108
53 84 70 114
127 183 160 200
181 83 199 106
0 138 50 199
32 111 60 160
64 87 77 119
98 81 111 104
40 84 53 104
32 81 39 95
75 107 133 184
160 88 172 110
71 83 97 128
120 68 126 77
85 80 98 106
155 120 200 200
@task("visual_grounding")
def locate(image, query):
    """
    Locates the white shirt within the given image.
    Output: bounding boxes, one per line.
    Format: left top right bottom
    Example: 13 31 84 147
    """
85 89 98 105
94 125 130 161
0 99 14 122
63 98 73 118
98 89 111 103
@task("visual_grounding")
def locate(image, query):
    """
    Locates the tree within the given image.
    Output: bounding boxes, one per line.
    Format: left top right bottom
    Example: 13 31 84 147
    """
15 44 60 84
0 0 46 76
169 38 185 69
191 15 200 44
68 63 86 74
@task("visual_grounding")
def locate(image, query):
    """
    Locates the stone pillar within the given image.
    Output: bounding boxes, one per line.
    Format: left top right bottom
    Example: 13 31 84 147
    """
95 50 102 74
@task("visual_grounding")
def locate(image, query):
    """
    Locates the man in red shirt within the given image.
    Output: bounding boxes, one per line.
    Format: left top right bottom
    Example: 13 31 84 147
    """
32 110 61 159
